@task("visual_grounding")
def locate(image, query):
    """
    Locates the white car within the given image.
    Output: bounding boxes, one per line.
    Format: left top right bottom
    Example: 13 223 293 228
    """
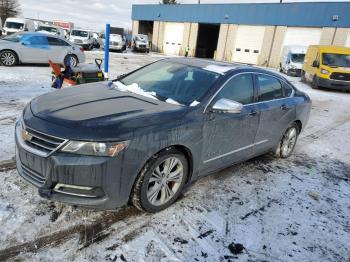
36 25 65 37
132 34 149 53
69 29 94 50
0 32 85 66
109 34 126 52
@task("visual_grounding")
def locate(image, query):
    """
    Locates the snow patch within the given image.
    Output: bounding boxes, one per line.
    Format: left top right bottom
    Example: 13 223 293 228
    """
114 81 157 100
203 65 236 75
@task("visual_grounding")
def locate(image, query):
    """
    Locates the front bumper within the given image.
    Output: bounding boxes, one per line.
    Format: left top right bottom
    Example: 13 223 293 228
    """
287 68 302 76
109 45 124 51
317 77 350 91
15 121 130 210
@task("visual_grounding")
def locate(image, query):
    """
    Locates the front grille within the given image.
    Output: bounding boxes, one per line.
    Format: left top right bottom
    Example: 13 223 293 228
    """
330 72 350 81
23 127 66 155
74 39 83 44
110 41 120 46
21 164 46 187
139 45 146 48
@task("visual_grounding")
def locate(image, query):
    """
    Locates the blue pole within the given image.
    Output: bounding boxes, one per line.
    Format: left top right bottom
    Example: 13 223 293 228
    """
104 23 110 79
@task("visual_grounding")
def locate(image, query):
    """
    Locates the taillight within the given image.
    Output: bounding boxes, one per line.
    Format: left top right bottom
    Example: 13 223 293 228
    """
80 48 84 53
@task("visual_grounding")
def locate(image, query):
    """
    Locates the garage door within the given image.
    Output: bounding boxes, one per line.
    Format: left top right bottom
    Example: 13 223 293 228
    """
163 23 184 56
282 27 321 49
232 26 266 65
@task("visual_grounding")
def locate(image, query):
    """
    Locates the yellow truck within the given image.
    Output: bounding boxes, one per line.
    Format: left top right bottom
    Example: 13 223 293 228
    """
302 45 350 91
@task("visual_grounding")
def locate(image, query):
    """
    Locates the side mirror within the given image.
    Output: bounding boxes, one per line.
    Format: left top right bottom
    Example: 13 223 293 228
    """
211 98 243 114
312 60 319 68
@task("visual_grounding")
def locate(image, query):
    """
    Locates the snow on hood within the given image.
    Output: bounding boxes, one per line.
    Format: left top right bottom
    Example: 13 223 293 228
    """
114 81 158 101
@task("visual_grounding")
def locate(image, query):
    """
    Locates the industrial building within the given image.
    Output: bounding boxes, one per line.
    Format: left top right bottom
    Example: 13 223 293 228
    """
131 2 350 68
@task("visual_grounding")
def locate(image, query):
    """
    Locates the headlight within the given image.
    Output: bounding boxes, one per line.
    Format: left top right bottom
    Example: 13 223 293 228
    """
320 68 330 75
60 140 129 157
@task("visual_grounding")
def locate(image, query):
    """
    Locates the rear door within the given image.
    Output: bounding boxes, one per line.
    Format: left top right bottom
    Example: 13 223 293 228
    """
18 35 49 63
253 74 296 155
47 37 72 64
201 73 260 174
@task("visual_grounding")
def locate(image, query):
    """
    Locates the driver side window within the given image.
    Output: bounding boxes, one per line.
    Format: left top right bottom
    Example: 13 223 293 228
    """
214 74 254 105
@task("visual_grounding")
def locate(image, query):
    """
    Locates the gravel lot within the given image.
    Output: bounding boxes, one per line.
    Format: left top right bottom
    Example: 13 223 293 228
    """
0 50 349 261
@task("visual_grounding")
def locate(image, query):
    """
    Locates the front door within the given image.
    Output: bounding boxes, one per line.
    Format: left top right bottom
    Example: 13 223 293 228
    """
19 35 49 63
201 73 260 174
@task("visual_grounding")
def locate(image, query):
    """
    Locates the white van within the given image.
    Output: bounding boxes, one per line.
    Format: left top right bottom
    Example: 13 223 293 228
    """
279 45 307 76
36 24 65 37
2 18 35 36
69 29 94 50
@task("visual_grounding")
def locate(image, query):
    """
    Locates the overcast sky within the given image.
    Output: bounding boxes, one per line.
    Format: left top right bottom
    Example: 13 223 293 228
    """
18 0 348 31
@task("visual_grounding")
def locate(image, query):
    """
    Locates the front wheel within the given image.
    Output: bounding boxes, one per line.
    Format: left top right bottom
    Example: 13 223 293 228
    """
274 123 299 158
131 148 188 213
311 76 319 89
0 50 18 66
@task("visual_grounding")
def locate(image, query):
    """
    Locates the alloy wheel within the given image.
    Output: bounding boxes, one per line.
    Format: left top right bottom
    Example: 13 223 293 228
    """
281 127 297 157
0 51 16 66
146 157 184 206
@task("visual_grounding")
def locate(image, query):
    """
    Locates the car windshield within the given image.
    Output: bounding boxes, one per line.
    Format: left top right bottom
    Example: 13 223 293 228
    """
71 30 88 37
38 26 57 33
291 53 305 63
2 32 24 42
135 35 148 42
322 53 350 67
110 34 122 41
5 21 24 29
117 60 220 106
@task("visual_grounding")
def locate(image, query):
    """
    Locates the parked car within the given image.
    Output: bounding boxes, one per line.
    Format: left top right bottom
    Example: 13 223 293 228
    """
0 32 85 66
279 45 307 76
302 45 350 91
15 58 311 212
69 29 94 50
109 34 126 52
36 24 65 37
2 18 35 36
132 34 149 52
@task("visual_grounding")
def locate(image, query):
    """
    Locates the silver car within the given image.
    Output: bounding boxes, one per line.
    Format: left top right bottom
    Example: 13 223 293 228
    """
0 32 85 66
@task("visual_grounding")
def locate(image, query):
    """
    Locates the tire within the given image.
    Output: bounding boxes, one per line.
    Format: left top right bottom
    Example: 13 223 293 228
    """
0 50 18 66
300 70 306 82
274 123 299 158
131 148 189 213
311 75 319 89
64 54 78 67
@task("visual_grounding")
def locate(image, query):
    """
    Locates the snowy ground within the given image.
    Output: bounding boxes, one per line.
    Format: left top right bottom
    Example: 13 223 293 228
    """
0 51 349 261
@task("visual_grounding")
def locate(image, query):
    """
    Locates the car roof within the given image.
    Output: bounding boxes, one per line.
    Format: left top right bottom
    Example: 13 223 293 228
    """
15 32 68 40
164 57 282 78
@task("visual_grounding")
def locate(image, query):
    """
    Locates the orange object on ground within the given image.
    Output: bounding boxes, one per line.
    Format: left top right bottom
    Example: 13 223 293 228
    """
49 60 77 87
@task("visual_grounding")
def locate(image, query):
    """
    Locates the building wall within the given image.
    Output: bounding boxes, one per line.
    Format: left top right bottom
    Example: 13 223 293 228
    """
258 26 275 66
132 20 139 37
268 26 287 68
333 28 350 46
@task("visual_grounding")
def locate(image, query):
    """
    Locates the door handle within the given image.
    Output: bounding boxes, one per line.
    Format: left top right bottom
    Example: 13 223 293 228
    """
281 104 289 111
248 110 258 116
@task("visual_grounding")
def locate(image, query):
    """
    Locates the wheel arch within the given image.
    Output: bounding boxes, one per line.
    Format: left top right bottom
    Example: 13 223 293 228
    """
0 49 20 64
294 120 302 134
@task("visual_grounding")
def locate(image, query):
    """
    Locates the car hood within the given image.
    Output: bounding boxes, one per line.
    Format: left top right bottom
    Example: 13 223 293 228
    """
27 82 188 140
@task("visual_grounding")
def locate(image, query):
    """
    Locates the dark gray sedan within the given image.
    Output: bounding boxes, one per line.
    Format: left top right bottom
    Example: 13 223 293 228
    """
15 58 311 212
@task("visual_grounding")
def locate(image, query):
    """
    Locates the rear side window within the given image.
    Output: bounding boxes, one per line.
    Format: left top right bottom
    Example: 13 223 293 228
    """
215 74 254 105
48 37 70 46
257 75 283 101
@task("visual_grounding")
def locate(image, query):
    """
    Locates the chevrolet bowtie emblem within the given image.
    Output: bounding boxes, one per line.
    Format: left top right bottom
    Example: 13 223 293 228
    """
22 130 33 142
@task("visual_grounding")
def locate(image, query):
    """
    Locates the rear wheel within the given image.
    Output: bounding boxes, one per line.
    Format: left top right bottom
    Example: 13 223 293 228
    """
0 50 18 66
64 54 78 67
274 123 299 158
131 148 188 213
